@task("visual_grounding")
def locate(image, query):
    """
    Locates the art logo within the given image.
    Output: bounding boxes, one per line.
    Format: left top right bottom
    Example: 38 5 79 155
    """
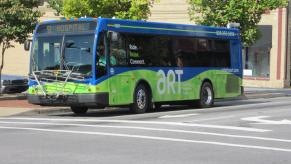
157 69 183 95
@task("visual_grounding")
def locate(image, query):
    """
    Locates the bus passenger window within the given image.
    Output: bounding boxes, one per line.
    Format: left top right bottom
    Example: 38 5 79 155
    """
96 33 107 78
97 44 105 66
127 35 148 66
175 52 184 68
109 32 127 66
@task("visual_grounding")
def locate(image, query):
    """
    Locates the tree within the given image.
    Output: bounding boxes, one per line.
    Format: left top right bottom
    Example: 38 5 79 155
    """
0 0 41 94
47 0 63 16
187 0 288 46
62 0 157 20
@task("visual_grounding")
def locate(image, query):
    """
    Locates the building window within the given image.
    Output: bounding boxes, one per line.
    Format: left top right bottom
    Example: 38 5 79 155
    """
243 47 270 77
243 25 272 78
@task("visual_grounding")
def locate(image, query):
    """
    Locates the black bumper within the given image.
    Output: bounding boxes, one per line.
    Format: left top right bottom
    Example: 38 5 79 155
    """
27 93 109 107
1 85 28 94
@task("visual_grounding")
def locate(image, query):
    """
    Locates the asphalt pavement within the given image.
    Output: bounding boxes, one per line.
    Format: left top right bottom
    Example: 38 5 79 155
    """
0 96 291 164
1 87 291 117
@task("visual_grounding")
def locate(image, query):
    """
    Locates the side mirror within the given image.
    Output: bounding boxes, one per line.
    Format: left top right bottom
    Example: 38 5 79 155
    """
24 40 31 51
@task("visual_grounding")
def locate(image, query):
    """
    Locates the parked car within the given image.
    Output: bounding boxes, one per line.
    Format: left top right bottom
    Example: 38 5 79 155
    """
1 74 28 93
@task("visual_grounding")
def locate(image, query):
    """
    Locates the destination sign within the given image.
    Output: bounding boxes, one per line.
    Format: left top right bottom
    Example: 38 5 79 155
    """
37 21 97 34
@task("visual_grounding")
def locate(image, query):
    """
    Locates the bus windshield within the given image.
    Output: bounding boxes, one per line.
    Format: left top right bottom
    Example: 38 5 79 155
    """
31 34 94 77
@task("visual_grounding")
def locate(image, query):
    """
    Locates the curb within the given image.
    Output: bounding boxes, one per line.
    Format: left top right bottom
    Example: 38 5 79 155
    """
35 107 71 114
0 94 26 101
16 107 71 116
244 93 291 99
0 107 72 117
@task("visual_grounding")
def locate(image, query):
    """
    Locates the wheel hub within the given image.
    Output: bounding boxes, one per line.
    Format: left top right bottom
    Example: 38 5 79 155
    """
137 89 146 109
202 87 212 105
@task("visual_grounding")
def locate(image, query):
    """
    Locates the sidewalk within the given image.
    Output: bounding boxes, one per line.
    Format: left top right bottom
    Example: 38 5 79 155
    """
0 94 70 117
0 87 290 117
244 87 291 99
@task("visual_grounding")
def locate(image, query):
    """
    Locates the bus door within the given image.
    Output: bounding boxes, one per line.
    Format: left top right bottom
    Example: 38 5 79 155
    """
109 68 132 105
107 32 132 105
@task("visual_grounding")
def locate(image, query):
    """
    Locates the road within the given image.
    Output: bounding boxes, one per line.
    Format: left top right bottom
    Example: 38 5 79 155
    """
0 97 291 164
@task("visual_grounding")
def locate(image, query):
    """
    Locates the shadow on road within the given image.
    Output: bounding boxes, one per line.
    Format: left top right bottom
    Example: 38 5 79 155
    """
50 99 270 118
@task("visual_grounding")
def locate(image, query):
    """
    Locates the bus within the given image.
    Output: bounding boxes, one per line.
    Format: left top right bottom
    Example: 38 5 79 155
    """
26 18 243 114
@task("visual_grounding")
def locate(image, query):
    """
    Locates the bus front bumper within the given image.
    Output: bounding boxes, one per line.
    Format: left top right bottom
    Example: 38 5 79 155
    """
27 93 109 107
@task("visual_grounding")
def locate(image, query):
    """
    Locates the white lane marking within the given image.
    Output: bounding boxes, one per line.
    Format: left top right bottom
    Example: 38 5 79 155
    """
0 121 289 143
159 113 199 118
242 116 291 125
0 126 290 153
186 115 235 123
0 117 270 132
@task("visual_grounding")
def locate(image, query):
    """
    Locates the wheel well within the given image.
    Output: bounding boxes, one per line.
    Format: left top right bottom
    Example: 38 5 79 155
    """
202 79 213 87
135 80 152 99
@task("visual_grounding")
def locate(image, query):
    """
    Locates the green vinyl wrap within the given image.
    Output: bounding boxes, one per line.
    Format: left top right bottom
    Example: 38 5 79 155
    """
28 70 242 106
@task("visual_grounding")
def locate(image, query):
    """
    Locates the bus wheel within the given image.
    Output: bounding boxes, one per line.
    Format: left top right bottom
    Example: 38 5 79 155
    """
70 106 88 114
199 82 214 108
130 84 150 114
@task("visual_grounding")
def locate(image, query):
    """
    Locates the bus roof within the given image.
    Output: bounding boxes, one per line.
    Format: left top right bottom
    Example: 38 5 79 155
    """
37 18 240 40
39 17 98 24
101 18 240 40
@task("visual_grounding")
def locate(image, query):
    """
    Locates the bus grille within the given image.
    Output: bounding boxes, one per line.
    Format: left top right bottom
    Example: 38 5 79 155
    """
31 70 85 96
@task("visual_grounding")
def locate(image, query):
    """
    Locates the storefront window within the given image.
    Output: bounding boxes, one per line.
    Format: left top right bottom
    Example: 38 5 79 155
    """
243 25 272 78
243 47 270 77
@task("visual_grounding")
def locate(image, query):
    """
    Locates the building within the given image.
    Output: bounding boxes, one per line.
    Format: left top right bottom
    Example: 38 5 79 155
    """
149 0 291 88
1 1 60 76
242 7 290 88
1 0 291 88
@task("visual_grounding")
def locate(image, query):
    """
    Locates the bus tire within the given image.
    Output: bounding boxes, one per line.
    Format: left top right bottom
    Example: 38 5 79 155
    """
130 84 150 114
71 106 88 114
198 82 214 108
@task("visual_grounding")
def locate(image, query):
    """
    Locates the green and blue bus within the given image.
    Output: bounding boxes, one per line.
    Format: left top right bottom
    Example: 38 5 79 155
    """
26 18 243 114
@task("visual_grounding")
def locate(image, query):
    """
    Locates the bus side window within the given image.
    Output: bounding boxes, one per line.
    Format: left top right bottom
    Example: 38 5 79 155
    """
175 52 184 68
109 32 127 66
171 37 197 67
96 33 107 78
126 34 173 67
